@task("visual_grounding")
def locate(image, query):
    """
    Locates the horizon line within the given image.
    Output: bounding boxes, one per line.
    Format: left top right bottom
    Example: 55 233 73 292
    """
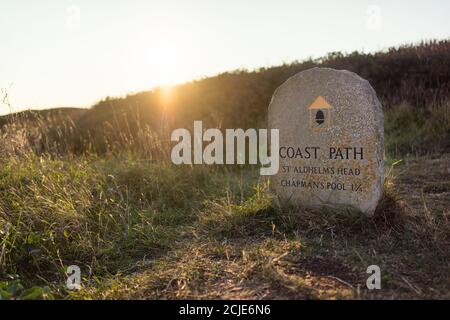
2 37 448 116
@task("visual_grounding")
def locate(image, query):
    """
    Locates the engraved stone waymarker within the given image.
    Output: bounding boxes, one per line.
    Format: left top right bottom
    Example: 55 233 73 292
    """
268 67 384 215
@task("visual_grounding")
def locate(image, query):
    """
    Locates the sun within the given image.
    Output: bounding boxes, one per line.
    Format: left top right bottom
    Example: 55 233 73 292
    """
133 28 194 87
159 85 173 105
147 42 181 85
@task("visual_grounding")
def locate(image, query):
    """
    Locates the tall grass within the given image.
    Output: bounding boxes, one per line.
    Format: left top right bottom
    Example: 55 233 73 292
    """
0 132 448 299
2 98 448 160
0 152 246 294
385 100 450 157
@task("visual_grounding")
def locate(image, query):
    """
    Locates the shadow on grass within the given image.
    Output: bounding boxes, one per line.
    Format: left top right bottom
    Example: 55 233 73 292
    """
188 190 416 299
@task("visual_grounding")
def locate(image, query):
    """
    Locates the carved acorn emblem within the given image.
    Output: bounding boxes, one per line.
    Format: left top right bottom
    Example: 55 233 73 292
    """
315 109 325 125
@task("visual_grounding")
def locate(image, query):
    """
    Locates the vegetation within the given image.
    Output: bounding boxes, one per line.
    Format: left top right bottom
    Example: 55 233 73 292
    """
0 40 449 299
2 40 449 157
0 154 448 299
384 101 450 157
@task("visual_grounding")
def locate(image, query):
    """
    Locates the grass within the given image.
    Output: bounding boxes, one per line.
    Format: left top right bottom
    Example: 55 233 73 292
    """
0 151 448 299
0 78 449 299
385 101 450 157
1 38 449 299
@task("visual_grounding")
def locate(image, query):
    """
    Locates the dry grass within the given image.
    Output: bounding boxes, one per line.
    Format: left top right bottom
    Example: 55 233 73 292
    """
62 157 450 300
0 102 449 300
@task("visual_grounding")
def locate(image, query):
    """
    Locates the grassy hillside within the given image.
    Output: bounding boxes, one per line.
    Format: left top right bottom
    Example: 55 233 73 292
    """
2 40 450 158
0 108 86 128
0 40 449 300
0 154 448 299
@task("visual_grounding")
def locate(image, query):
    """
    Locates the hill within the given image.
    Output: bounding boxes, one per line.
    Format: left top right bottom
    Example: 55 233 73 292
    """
1 40 449 157
0 107 86 128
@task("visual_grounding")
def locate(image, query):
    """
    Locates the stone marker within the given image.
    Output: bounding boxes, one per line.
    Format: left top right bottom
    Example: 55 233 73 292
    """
268 67 384 215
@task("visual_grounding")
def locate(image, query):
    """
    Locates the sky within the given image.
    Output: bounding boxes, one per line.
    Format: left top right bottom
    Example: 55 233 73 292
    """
0 0 449 114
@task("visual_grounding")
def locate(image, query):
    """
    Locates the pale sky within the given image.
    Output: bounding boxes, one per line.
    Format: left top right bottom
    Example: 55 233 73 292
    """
1 0 449 114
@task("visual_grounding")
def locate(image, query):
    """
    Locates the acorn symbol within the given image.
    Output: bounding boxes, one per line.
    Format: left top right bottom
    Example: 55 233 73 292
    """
315 109 325 125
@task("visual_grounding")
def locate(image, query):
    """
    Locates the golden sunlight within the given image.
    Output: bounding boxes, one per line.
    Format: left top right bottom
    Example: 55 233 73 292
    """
134 27 194 87
160 85 173 105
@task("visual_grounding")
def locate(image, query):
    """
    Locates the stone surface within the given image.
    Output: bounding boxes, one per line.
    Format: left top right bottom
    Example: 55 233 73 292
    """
268 67 384 215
